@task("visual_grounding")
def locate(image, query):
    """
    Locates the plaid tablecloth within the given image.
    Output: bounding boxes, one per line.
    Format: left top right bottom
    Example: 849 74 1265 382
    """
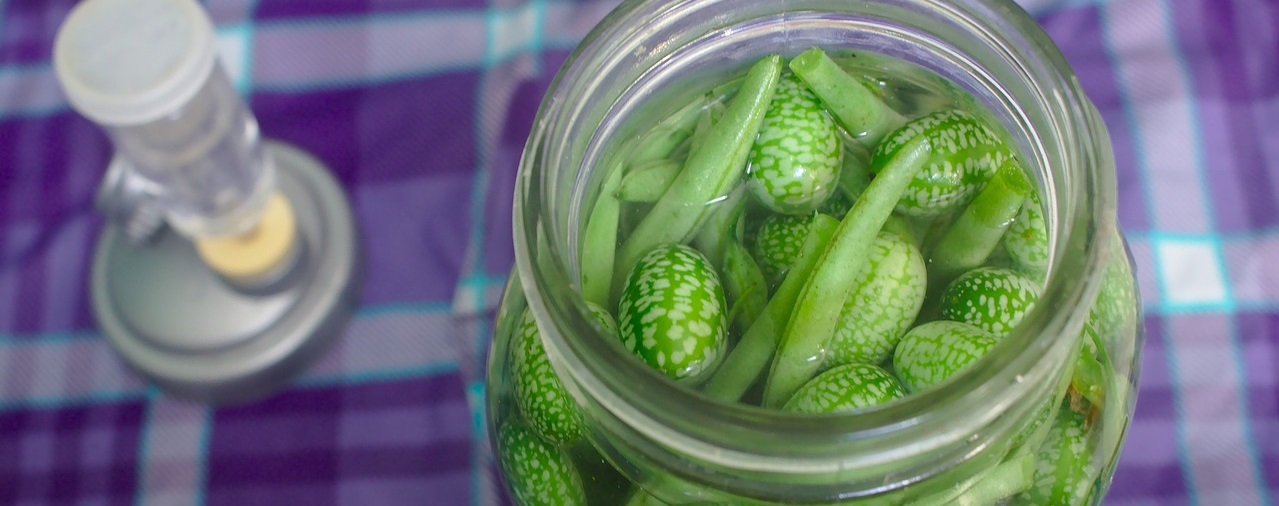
0 0 1274 504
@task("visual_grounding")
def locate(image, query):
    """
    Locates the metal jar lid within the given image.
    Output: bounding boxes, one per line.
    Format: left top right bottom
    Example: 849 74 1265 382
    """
92 141 361 403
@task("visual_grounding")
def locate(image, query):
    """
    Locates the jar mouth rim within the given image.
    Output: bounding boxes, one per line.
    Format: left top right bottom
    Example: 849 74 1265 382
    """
513 0 1116 481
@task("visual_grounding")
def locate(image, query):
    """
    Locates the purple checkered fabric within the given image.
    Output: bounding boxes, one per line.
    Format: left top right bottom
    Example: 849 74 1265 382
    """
0 400 145 505
1 0 1276 504
204 375 472 505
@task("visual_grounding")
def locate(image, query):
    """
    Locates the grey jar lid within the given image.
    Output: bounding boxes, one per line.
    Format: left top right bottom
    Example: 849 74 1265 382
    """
92 142 361 403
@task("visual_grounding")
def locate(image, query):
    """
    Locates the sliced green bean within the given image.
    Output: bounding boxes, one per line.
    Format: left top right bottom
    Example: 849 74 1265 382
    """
692 188 747 269
837 141 873 203
687 102 726 158
580 162 625 306
721 238 769 335
928 160 1031 283
789 47 904 146
762 137 931 407
616 158 681 203
1092 327 1131 489
628 112 698 165
614 55 784 295
702 213 840 402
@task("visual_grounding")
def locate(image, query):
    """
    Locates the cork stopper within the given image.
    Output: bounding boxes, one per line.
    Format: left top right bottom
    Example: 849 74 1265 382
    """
195 192 298 286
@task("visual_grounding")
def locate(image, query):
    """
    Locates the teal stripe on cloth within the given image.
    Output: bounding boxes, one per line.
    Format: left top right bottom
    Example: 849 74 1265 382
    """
0 389 147 410
0 306 473 409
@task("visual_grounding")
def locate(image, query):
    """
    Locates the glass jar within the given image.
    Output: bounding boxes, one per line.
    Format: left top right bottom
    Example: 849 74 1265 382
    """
486 0 1142 504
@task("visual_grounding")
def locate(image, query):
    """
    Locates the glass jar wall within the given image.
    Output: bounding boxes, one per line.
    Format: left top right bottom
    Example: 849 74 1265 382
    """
485 0 1142 504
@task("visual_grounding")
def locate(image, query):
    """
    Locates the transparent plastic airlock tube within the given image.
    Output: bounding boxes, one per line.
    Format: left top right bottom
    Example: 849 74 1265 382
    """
54 0 274 239
105 64 275 238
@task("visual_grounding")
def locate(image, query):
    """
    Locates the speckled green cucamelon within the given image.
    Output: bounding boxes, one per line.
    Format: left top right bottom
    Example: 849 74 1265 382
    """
824 230 927 368
498 422 587 506
1016 404 1096 506
1005 192 1049 272
617 244 728 382
747 74 842 215
893 320 998 393
585 300 620 337
511 304 616 446
750 214 812 284
939 267 1041 338
871 109 1010 217
783 363 906 414
1088 234 1139 342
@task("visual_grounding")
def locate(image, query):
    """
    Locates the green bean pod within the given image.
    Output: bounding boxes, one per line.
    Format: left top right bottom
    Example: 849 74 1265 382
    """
1071 322 1107 408
617 159 681 203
